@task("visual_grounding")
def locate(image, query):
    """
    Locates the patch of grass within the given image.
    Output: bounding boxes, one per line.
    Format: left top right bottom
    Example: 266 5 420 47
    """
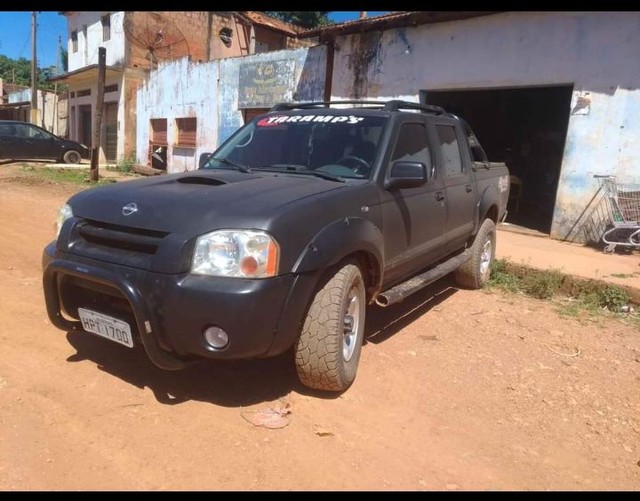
20 165 115 186
487 259 521 293
488 258 637 321
610 273 634 279
520 269 564 299
107 156 136 174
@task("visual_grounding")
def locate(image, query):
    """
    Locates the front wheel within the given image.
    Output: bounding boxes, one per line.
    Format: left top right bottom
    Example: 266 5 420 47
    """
62 150 82 164
294 260 366 392
454 218 496 289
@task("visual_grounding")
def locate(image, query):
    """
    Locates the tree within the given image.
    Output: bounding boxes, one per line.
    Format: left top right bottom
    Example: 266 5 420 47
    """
0 55 59 91
264 11 332 29
60 46 68 73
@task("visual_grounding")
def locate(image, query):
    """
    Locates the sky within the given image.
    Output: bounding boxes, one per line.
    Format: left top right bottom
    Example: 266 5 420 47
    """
0 11 391 74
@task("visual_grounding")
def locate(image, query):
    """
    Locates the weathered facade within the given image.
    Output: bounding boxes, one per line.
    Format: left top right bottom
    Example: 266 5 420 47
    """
54 11 307 165
136 45 327 172
0 79 67 135
303 11 640 242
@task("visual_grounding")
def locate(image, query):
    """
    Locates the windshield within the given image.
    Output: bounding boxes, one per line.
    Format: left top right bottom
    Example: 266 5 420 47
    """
201 113 388 180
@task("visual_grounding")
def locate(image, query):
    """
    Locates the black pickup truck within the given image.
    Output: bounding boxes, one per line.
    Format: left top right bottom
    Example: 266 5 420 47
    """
42 100 509 392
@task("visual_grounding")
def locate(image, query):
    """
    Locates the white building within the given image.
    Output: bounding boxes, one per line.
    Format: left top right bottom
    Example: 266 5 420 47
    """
302 11 640 242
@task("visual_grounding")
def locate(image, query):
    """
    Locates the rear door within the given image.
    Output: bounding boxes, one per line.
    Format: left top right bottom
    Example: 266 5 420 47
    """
431 118 476 252
378 116 447 285
0 122 24 159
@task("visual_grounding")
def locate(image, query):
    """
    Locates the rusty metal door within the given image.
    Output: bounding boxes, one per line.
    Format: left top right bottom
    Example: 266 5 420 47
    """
104 102 118 162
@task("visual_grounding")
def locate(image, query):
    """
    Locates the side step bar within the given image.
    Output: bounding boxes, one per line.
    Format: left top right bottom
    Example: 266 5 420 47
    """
375 250 471 307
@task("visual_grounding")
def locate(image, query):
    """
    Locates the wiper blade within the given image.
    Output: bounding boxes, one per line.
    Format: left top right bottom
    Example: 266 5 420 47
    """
257 164 345 183
209 156 252 173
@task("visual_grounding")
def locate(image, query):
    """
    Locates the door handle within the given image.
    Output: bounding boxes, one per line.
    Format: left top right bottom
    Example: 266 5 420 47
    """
465 184 473 193
435 191 445 201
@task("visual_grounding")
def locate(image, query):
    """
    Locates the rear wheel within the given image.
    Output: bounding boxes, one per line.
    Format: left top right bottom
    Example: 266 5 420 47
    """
294 260 366 392
454 219 496 289
63 150 81 164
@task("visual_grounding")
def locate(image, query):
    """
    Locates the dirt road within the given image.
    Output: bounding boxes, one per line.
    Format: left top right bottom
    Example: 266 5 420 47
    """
1 165 639 491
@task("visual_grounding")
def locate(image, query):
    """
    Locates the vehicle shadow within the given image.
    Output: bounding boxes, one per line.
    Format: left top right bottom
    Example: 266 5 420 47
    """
64 276 460 408
364 275 459 345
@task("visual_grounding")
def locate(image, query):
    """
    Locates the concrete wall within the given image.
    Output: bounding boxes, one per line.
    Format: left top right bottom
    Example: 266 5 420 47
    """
67 12 125 70
136 45 327 173
330 11 640 240
7 88 67 136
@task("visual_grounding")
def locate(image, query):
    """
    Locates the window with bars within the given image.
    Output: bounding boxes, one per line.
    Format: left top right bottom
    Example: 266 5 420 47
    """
101 14 111 42
175 117 197 147
150 118 168 145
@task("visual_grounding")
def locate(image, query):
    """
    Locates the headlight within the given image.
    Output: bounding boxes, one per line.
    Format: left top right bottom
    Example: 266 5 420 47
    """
191 230 279 278
55 203 73 239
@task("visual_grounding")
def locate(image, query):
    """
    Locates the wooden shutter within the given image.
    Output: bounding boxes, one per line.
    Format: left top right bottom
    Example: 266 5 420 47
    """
150 118 167 146
176 117 197 147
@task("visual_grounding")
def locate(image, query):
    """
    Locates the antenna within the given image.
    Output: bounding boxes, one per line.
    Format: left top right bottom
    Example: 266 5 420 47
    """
123 12 191 70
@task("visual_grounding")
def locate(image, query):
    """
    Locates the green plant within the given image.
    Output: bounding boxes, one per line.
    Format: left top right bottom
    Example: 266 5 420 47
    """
520 269 564 299
597 285 630 311
487 259 521 293
109 156 136 174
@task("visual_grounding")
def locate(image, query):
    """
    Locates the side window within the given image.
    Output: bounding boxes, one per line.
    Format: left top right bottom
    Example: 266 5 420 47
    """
14 124 30 138
390 123 431 169
23 125 49 139
436 125 463 177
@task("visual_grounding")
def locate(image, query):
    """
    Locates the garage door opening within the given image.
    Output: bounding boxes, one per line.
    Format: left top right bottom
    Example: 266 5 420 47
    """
421 85 573 234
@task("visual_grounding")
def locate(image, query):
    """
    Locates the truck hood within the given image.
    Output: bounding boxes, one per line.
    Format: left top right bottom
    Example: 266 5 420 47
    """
68 170 347 235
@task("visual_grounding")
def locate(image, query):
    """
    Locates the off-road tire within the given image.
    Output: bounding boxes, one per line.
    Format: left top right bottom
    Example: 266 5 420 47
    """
63 150 81 164
454 218 496 289
295 260 366 392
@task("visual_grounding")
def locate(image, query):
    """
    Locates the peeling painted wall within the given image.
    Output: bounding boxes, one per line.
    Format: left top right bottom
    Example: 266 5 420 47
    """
330 12 640 240
136 45 326 172
136 57 219 173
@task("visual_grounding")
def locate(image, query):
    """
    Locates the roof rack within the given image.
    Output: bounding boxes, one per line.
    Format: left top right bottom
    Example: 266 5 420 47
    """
270 101 386 111
270 99 447 116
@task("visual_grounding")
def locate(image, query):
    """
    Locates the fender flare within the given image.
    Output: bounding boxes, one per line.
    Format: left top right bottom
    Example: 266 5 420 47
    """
475 184 500 234
292 217 384 292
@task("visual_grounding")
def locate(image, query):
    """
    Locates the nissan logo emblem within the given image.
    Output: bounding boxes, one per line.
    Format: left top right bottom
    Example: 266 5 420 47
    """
122 202 138 216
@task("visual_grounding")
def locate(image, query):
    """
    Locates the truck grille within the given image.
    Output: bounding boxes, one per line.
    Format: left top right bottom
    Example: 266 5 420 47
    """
77 220 168 255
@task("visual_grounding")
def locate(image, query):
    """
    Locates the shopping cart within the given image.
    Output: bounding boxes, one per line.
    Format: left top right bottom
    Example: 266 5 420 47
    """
594 175 640 253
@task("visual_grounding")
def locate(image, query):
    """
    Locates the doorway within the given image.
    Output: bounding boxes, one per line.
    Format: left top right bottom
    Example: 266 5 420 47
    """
422 85 573 234
104 102 118 162
79 104 92 147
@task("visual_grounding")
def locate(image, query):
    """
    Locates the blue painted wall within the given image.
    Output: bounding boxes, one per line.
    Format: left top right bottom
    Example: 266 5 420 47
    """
137 45 326 172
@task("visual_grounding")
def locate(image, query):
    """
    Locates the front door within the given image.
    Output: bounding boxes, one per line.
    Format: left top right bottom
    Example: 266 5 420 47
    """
378 118 447 286
23 124 61 160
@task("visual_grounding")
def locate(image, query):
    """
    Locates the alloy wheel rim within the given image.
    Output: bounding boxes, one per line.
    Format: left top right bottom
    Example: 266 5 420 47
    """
342 286 360 362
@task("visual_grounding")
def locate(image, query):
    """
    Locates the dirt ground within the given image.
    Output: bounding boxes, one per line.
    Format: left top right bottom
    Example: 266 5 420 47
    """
0 164 639 491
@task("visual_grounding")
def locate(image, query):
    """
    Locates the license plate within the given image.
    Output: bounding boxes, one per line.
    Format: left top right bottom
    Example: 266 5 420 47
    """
78 308 134 348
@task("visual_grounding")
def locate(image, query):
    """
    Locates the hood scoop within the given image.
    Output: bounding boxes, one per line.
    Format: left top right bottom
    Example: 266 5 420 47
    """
177 176 227 186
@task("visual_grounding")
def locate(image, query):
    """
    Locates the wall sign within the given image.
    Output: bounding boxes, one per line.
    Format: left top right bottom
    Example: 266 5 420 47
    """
238 59 296 109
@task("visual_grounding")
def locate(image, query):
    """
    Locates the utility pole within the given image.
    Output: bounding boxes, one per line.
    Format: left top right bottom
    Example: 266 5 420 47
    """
90 47 106 182
57 35 62 75
30 11 38 125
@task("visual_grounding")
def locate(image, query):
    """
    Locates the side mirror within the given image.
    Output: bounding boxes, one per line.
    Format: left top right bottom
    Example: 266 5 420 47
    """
384 161 428 190
199 152 213 168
